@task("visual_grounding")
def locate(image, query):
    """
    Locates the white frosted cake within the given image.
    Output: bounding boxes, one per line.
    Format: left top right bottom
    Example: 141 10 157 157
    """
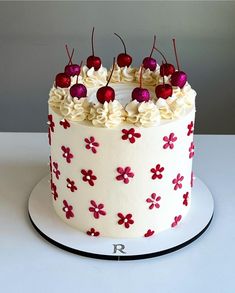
48 33 196 238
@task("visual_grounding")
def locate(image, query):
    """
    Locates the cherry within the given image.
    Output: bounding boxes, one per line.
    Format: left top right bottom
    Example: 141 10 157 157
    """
132 65 150 102
171 38 187 88
70 61 87 99
155 63 173 99
114 33 132 67
55 73 71 88
86 27 102 71
96 58 116 104
153 46 175 76
143 35 157 71
64 45 81 77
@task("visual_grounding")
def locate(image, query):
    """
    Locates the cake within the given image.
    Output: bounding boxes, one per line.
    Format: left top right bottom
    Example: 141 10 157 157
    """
48 31 196 238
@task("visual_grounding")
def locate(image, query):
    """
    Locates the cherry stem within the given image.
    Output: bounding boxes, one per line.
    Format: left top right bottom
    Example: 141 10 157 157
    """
76 74 79 84
76 61 83 83
162 62 165 85
65 44 74 65
114 33 127 54
140 64 144 88
91 27 95 56
149 35 156 58
153 47 167 63
173 38 180 71
106 57 115 86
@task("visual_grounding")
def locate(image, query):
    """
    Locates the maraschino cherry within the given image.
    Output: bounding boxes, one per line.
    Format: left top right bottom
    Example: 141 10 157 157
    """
64 45 81 77
153 47 175 77
96 58 115 104
155 62 173 99
171 38 187 88
143 35 157 71
70 61 87 99
114 33 132 67
86 27 102 71
132 65 150 102
55 73 71 88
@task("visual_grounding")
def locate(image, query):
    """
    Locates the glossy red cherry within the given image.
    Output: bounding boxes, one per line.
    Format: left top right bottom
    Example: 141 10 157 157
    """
55 73 71 88
114 33 132 67
143 35 157 71
155 84 173 99
132 65 150 102
70 84 87 98
64 45 81 76
160 63 175 76
86 27 102 71
96 58 115 104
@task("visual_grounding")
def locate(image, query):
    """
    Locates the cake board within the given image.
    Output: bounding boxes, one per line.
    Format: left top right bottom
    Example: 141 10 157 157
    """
28 175 214 261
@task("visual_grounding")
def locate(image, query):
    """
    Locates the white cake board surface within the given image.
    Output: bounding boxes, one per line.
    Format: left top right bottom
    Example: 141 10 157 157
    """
28 175 214 261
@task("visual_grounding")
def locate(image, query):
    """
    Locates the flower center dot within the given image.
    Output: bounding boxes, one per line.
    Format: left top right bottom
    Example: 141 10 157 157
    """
67 184 71 188
124 219 128 223
86 176 91 180
64 207 68 212
128 134 132 138
91 233 94 236
89 143 93 147
95 208 99 212
123 174 128 179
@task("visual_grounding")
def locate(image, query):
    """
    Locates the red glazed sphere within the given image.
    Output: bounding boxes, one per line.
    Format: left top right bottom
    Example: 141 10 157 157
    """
155 84 173 99
55 73 71 88
64 64 81 77
160 63 175 77
70 84 87 98
86 55 102 71
143 57 157 71
132 87 150 103
117 53 132 67
97 86 115 104
171 71 187 88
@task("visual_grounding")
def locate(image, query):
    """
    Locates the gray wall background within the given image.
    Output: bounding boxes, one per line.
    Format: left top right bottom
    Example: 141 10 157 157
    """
0 1 235 133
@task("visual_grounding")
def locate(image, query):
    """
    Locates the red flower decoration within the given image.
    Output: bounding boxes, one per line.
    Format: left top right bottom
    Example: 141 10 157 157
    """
66 178 77 192
48 114 55 132
49 156 52 174
121 128 141 144
62 200 74 219
61 146 73 163
146 193 161 209
89 200 106 219
144 229 155 237
150 164 164 180
84 136 99 154
117 213 134 228
189 142 195 159
187 121 194 136
51 181 58 200
52 162 60 180
183 192 189 206
87 228 100 237
116 166 134 184
171 215 182 228
81 169 97 186
163 133 177 149
172 173 184 190
59 119 70 129
191 171 194 188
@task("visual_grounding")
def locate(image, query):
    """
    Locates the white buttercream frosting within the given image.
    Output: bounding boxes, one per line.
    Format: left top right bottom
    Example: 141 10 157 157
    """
125 100 161 127
135 67 159 86
108 64 136 83
81 65 108 87
88 100 126 128
49 87 69 109
60 96 90 121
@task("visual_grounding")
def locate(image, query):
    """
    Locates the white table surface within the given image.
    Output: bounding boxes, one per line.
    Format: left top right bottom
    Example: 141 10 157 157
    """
0 133 234 293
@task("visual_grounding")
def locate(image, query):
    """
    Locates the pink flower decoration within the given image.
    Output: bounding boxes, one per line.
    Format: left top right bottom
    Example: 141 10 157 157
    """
81 169 97 186
52 162 60 180
150 164 164 180
84 136 99 154
61 146 73 163
66 178 77 192
89 200 106 219
87 228 100 237
116 166 134 184
144 229 155 237
51 181 58 200
171 215 182 228
191 171 194 188
172 173 184 190
62 200 74 219
183 192 189 206
117 213 134 229
163 133 177 149
189 142 195 159
121 128 141 144
187 121 194 136
59 119 70 129
146 193 161 210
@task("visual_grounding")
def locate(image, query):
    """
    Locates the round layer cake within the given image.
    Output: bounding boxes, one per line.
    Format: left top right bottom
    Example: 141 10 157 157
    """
48 63 196 238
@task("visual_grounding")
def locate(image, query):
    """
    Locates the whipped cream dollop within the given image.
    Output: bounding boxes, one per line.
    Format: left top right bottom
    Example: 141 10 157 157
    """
125 100 160 127
135 67 159 86
59 96 91 121
48 86 69 109
81 65 108 87
108 64 136 83
88 100 126 128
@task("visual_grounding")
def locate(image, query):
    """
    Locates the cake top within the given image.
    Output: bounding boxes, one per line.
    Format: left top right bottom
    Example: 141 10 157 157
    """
48 28 196 128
